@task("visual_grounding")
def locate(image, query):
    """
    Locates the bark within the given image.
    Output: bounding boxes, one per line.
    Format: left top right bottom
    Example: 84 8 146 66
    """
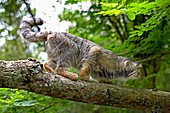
0 60 169 112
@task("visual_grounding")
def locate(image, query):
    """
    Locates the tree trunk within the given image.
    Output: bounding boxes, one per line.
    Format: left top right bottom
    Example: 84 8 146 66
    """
0 60 169 112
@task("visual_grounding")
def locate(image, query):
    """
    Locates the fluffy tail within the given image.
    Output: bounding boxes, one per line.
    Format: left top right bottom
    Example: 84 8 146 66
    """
20 18 48 42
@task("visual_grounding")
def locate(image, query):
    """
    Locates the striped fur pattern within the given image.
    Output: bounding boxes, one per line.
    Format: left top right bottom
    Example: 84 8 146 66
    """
20 17 141 82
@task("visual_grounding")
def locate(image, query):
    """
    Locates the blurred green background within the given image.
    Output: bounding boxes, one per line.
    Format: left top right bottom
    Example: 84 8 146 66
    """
0 0 170 112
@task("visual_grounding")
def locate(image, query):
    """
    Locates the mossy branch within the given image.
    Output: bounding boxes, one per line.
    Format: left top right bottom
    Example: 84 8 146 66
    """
0 60 169 112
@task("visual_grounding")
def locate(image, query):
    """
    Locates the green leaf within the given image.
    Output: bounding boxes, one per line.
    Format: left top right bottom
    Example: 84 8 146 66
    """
112 3 119 7
97 9 121 16
127 12 136 20
117 4 124 9
114 10 121 16
0 99 12 104
138 31 143 36
14 100 38 107
100 2 118 8
134 25 143 29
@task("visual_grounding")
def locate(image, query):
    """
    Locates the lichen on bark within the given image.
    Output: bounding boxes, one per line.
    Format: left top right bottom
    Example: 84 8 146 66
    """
0 60 170 112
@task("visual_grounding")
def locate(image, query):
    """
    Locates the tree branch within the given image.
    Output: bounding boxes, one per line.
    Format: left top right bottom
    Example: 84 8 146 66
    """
0 60 170 112
107 16 124 42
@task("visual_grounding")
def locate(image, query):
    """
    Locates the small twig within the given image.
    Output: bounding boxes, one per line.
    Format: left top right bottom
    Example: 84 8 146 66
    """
107 16 124 42
23 0 40 31
38 102 58 112
137 52 170 63
137 56 158 63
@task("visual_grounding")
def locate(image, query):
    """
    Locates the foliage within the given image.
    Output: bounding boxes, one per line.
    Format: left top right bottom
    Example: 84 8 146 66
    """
0 0 170 112
0 89 74 113
0 0 32 60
